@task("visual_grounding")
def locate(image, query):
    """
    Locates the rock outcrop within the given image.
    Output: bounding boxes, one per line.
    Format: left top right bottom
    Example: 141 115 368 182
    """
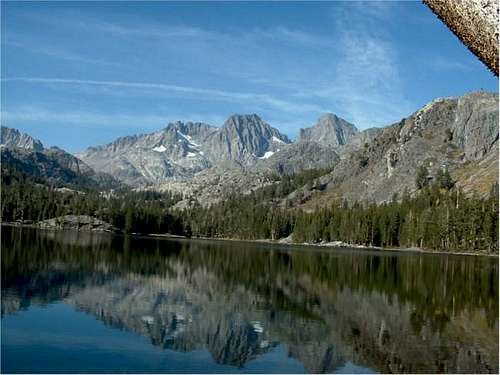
38 215 120 233
1 126 44 152
256 141 340 175
291 91 498 207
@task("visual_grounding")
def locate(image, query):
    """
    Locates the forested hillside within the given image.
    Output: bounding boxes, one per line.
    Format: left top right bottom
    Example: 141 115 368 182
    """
1 165 184 235
2 163 497 253
181 180 498 253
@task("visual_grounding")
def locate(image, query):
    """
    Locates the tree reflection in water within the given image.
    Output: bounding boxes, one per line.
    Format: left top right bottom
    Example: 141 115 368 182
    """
1 226 498 373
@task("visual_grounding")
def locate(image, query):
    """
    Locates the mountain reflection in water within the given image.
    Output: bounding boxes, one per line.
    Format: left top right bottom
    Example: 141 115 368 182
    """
1 226 498 373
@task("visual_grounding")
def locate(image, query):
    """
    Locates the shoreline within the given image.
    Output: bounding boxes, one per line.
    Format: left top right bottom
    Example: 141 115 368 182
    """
2 222 497 257
146 233 498 258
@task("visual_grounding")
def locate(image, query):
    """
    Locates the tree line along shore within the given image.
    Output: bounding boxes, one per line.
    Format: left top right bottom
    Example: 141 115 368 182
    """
1 164 498 254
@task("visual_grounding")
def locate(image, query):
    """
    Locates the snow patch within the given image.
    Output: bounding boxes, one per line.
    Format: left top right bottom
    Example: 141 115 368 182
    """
177 131 200 147
153 145 167 153
186 152 197 157
272 136 286 144
258 151 275 159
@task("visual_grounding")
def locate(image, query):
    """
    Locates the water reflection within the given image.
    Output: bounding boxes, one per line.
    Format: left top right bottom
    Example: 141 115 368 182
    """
1 227 498 373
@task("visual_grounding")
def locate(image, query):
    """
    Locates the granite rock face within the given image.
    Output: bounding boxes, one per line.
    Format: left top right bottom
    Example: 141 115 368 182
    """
339 127 384 158
255 141 340 175
78 115 290 186
204 114 291 166
78 121 217 185
76 111 381 192
424 0 499 76
292 92 498 208
298 113 359 149
451 92 499 160
38 215 120 233
1 126 44 152
3 91 497 205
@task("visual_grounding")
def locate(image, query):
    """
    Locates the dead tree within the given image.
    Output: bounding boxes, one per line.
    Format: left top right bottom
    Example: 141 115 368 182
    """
424 0 499 76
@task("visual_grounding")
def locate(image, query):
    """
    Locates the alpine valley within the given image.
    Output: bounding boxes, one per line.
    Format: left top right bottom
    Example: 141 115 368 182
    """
1 91 498 253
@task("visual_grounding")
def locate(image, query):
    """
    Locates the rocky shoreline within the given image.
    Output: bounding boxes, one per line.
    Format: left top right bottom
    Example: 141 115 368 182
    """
144 232 497 257
3 215 121 233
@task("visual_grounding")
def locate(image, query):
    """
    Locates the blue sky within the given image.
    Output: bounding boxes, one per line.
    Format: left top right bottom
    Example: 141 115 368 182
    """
1 1 497 153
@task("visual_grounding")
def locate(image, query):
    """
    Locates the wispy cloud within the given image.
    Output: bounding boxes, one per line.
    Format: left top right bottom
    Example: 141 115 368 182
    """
1 105 228 152
2 77 330 115
1 106 170 128
3 2 496 152
83 19 209 40
301 3 413 128
2 35 121 67
330 31 411 127
2 105 230 132
36 11 333 49
429 56 474 72
19 11 335 87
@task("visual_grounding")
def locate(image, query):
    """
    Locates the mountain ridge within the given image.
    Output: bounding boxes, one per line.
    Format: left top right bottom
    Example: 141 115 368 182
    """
290 91 498 209
2 90 498 205
1 126 120 189
77 113 296 185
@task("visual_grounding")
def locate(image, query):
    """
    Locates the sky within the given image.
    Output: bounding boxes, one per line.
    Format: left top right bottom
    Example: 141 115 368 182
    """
1 1 498 153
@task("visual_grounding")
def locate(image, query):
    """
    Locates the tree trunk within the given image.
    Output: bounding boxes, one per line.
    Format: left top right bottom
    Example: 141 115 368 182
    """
423 0 499 76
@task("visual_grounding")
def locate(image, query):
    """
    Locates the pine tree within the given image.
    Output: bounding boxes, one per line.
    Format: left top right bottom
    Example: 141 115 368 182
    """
416 166 429 189
436 168 454 190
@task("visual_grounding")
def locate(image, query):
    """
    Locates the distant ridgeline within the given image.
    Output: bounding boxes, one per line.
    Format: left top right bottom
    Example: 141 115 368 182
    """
1 91 498 253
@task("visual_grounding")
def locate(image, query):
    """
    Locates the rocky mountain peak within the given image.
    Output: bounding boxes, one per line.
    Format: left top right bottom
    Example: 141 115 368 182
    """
318 113 342 123
164 121 187 133
204 114 291 165
222 114 289 141
1 126 119 189
225 113 262 124
70 91 498 192
298 113 358 148
164 121 216 137
1 126 44 152
293 91 498 207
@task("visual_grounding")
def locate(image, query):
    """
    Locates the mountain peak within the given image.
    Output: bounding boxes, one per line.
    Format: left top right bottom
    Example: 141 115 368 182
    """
1 126 44 152
221 114 290 142
318 113 340 122
194 114 291 166
298 114 358 148
223 114 265 129
317 113 355 128
228 113 261 121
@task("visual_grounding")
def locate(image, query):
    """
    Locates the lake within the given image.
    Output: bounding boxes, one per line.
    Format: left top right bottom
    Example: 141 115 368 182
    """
1 226 498 373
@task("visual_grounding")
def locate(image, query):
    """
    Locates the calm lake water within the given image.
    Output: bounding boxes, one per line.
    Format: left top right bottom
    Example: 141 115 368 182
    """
1 226 498 374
